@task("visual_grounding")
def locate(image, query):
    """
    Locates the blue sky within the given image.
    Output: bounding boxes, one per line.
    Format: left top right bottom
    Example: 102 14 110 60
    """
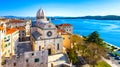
0 0 120 17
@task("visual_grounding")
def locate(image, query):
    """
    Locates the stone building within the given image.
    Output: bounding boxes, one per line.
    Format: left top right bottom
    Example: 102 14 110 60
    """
57 29 72 50
30 8 63 55
0 24 19 66
0 18 31 66
3 50 48 67
0 18 31 41
0 8 74 67
57 24 73 34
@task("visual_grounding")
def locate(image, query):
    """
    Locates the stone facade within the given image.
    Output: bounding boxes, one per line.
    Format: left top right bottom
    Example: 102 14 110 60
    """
0 8 74 67
0 24 19 67
31 8 63 55
0 19 31 42
0 29 3 67
57 24 73 34
3 50 48 67
57 24 72 50
0 18 31 67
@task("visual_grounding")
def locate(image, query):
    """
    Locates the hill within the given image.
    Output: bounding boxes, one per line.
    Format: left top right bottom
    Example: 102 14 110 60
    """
1 15 120 20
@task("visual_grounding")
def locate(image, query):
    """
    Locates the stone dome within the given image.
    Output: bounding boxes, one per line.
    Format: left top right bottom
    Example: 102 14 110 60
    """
36 8 47 20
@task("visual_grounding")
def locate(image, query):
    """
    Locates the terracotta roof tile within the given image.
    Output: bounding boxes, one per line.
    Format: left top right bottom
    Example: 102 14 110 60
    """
57 29 71 35
16 27 25 30
58 24 72 27
9 19 25 23
0 18 8 22
0 25 24 34
0 26 4 30
57 29 65 33
6 28 18 35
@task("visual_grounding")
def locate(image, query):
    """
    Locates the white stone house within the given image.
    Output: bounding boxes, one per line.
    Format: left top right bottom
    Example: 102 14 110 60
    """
3 50 48 67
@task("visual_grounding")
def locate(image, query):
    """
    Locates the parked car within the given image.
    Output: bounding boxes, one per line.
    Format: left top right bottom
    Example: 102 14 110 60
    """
114 56 120 60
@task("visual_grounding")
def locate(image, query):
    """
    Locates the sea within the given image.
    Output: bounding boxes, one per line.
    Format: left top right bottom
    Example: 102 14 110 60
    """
51 19 120 48
32 19 120 47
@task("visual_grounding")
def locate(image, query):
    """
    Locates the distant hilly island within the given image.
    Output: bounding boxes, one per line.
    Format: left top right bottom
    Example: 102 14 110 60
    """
1 15 120 20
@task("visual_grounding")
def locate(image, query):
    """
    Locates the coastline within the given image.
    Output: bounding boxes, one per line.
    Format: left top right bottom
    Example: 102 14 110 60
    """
104 41 120 49
79 35 120 50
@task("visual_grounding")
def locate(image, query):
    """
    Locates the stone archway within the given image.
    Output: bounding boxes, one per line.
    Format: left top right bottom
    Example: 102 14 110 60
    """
47 44 55 55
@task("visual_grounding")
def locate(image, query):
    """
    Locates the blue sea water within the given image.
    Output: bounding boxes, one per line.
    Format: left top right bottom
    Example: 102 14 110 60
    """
51 19 120 47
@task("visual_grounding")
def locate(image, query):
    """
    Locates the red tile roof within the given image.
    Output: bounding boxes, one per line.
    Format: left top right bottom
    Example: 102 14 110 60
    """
16 27 25 30
6 28 18 35
0 26 4 30
57 29 71 35
58 24 72 27
9 19 25 23
57 29 65 33
0 26 24 35
0 18 8 22
0 18 26 24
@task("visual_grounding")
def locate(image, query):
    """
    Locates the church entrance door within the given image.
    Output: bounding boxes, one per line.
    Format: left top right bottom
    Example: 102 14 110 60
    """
48 49 51 55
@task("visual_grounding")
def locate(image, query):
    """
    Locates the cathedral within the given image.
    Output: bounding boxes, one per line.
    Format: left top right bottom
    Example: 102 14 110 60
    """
30 8 63 55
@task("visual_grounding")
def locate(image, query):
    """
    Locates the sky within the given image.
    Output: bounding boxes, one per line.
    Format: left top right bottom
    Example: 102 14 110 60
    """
0 0 120 17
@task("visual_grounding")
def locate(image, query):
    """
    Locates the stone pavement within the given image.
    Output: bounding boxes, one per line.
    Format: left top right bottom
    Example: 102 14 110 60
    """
102 57 118 67
16 43 32 55
48 53 70 67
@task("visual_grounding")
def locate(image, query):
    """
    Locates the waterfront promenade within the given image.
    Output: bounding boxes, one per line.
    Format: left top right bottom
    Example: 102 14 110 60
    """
102 57 118 67
105 41 120 49
104 41 120 67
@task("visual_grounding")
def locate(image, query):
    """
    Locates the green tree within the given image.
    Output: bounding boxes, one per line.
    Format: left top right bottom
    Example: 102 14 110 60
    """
86 31 103 46
85 43 101 67
111 46 116 52
67 31 108 66
67 49 78 64
83 31 107 67
76 44 87 57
